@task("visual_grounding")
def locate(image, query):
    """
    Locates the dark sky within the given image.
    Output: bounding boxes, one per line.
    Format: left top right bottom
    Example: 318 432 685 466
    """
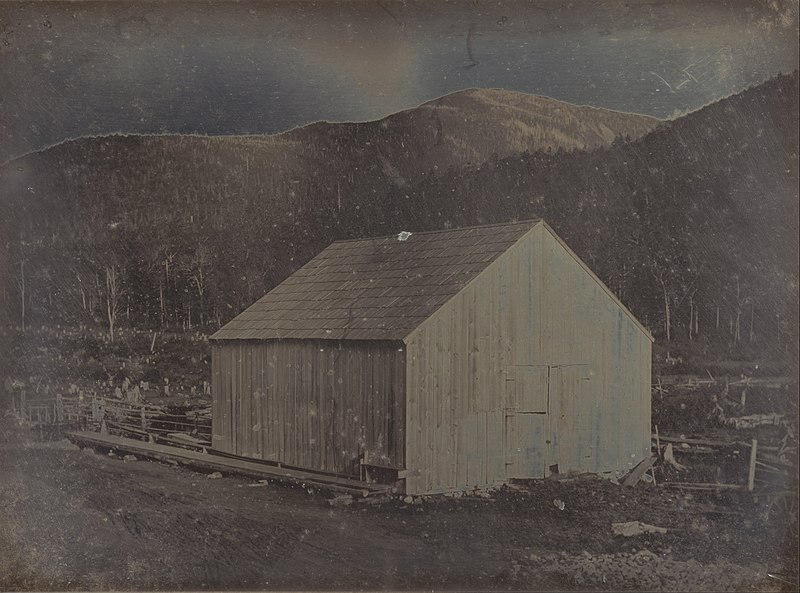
1 0 797 163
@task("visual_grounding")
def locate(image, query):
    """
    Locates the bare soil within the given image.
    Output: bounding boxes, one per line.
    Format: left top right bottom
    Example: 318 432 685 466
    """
0 419 795 592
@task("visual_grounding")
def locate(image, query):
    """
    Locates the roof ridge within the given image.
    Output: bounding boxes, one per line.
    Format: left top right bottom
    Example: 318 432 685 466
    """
331 219 541 244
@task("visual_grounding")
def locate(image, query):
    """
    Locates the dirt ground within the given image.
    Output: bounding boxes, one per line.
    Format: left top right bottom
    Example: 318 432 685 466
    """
0 419 795 592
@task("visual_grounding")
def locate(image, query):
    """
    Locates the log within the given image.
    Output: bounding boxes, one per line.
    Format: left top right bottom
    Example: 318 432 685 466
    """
758 453 797 468
654 434 734 448
755 464 789 476
662 482 743 491
657 434 786 453
663 446 716 455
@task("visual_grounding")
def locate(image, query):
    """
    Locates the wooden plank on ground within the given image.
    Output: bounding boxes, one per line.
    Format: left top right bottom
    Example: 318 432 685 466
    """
662 482 743 491
66 431 390 496
622 455 656 487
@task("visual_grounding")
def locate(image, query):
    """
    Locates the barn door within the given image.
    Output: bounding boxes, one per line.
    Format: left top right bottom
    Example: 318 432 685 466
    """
549 364 592 475
504 365 550 479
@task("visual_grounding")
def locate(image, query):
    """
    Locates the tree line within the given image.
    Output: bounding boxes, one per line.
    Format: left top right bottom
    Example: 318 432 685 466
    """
0 72 796 360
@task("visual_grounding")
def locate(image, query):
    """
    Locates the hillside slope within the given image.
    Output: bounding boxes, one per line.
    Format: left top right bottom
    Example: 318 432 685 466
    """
0 87 658 322
289 89 660 181
0 87 658 217
0 75 796 356
392 72 798 352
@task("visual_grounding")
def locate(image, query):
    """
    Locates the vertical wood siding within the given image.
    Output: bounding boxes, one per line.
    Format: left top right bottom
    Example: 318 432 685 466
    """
403 224 651 494
212 339 405 476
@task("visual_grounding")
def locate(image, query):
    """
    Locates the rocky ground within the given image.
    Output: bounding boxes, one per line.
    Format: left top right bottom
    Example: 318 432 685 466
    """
1 417 796 592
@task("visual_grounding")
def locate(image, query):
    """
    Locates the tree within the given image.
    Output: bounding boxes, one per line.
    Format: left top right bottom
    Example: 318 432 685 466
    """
16 258 25 331
104 264 124 342
188 243 212 327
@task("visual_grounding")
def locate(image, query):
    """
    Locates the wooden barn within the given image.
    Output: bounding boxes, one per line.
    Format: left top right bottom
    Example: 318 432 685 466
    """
210 220 653 495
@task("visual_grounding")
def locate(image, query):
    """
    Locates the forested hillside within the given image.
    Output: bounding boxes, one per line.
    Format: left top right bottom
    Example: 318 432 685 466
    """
0 88 658 329
0 74 796 359
379 73 798 356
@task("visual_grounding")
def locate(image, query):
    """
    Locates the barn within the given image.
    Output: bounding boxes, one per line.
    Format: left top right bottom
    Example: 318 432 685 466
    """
210 220 653 495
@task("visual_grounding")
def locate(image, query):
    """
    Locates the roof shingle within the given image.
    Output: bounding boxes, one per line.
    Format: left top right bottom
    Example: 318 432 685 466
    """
210 220 540 341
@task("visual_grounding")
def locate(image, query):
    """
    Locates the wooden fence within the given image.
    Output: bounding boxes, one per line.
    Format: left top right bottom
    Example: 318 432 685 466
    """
12 391 211 446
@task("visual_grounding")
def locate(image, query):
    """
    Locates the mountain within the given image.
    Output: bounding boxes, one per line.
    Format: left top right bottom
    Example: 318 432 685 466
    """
0 87 658 323
288 89 660 182
0 75 796 357
0 87 658 218
389 72 798 354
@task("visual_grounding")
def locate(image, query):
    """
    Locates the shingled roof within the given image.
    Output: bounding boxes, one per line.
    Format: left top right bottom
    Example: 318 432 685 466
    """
211 220 540 341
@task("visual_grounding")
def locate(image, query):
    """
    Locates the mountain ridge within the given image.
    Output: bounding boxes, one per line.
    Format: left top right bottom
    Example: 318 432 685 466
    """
1 86 660 169
0 72 796 355
11 75 797 169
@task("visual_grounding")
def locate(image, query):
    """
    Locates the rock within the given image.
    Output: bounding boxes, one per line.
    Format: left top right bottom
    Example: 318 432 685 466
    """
328 494 353 507
247 480 270 488
612 521 668 537
123 454 137 462
403 496 414 504
81 447 95 456
207 471 223 479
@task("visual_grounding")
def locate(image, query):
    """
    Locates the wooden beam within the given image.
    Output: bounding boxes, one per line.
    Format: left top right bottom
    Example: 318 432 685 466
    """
623 455 656 487
662 482 743 491
67 431 391 496
653 434 733 448
654 434 785 454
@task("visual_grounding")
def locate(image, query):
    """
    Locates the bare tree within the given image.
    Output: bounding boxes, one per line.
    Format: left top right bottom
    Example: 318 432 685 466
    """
189 243 211 326
652 269 672 342
104 264 124 342
16 258 25 331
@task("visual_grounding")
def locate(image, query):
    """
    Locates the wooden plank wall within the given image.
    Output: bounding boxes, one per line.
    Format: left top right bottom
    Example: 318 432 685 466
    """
528 226 651 475
403 224 651 494
404 233 522 494
211 339 405 476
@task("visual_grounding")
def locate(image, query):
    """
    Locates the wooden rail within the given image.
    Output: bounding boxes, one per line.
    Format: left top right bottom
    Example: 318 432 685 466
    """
66 431 391 497
14 393 212 443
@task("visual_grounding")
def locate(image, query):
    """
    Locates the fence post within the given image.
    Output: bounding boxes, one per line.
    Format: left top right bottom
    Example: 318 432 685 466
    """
747 439 758 492
100 399 107 434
